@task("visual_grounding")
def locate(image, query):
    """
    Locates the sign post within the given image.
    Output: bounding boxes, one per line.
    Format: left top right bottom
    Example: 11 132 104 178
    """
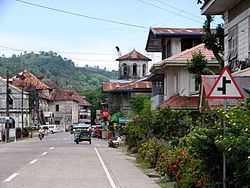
207 67 244 188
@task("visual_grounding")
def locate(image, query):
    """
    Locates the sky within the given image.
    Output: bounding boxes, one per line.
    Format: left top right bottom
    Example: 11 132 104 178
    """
0 0 223 71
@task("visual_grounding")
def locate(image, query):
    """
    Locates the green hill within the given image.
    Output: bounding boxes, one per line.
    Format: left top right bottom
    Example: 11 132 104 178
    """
0 51 117 92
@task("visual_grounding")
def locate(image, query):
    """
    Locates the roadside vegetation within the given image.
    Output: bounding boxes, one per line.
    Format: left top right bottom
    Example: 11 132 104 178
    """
116 95 250 187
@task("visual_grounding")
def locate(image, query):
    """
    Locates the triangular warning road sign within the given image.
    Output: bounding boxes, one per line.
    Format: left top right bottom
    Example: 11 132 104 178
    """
207 67 244 99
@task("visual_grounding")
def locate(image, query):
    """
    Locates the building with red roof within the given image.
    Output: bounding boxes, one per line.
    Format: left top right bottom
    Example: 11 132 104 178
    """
47 83 92 126
149 43 220 110
103 49 152 114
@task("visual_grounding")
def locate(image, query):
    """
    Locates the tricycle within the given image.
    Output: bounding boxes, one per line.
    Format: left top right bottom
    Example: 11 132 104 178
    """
73 124 91 144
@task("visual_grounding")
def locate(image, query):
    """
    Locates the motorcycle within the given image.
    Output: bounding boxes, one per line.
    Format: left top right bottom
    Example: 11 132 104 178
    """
38 132 44 140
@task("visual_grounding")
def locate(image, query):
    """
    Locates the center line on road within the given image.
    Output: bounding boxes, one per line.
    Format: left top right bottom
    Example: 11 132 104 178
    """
29 159 38 164
49 147 54 150
41 152 47 156
3 173 19 182
95 147 117 188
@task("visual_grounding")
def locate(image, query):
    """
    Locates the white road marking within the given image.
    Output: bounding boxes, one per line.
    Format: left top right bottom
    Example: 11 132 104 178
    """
0 148 7 151
29 159 38 164
95 148 117 188
3 173 19 182
49 147 54 150
41 152 47 156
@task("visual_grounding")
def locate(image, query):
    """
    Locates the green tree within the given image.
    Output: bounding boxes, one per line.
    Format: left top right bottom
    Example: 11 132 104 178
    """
187 51 212 85
197 1 224 70
130 94 151 116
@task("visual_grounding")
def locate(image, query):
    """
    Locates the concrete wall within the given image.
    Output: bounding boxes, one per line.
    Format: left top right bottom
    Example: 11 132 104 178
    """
119 60 148 80
0 80 29 127
49 100 79 127
164 67 196 101
171 38 182 56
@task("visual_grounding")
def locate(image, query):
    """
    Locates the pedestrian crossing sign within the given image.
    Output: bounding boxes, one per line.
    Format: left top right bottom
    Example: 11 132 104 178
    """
207 66 244 99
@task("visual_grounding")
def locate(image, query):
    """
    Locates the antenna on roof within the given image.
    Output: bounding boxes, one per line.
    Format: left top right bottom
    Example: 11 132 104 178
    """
115 46 122 57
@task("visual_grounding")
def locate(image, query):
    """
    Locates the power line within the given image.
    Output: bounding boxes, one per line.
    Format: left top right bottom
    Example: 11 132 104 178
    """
16 0 149 30
58 51 114 56
153 0 204 21
136 0 204 24
0 45 114 56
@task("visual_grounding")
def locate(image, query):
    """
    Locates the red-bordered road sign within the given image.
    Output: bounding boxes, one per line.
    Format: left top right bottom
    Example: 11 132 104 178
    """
207 67 244 99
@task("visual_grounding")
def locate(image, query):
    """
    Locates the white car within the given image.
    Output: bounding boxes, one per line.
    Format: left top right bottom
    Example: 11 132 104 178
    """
48 125 59 134
41 124 59 134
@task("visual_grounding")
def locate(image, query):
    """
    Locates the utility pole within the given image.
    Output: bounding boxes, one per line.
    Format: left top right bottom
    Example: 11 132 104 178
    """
5 70 9 143
21 87 24 138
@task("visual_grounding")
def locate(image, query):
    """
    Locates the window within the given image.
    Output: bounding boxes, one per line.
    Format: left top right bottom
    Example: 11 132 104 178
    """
56 104 59 112
80 115 84 119
123 63 128 76
174 75 179 93
8 95 13 109
84 115 88 119
133 64 137 76
228 25 238 70
143 64 146 76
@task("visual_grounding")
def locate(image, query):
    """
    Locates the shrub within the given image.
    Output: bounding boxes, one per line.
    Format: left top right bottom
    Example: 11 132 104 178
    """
137 139 162 168
16 127 21 133
125 122 149 151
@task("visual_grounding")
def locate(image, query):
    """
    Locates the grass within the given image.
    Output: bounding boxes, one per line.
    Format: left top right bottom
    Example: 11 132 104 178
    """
157 178 174 188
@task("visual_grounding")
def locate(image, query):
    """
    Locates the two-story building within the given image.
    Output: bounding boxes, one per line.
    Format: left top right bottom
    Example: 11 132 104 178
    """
201 0 250 71
0 77 29 128
150 43 219 110
102 49 152 114
146 28 207 110
12 70 52 126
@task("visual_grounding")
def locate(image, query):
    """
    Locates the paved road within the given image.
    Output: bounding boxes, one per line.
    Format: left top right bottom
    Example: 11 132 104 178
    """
0 132 159 188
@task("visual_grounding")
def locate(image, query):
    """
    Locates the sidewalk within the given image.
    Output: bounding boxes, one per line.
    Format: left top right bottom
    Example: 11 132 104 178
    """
95 139 160 188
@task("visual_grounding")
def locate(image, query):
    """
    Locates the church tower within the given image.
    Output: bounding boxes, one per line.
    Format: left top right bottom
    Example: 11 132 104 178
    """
116 49 151 80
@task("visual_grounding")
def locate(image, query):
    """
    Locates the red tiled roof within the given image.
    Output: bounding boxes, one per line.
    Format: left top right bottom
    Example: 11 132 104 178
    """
38 92 50 101
152 28 204 35
164 43 215 62
50 89 74 101
103 80 152 92
160 95 199 109
45 82 59 90
116 49 151 61
13 70 50 90
50 85 92 106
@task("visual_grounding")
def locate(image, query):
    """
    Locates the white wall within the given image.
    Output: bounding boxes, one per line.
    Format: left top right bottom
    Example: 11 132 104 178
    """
119 60 148 79
171 38 182 56
164 67 196 101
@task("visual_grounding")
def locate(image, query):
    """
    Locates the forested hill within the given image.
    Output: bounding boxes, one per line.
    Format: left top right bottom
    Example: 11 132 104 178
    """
0 52 117 92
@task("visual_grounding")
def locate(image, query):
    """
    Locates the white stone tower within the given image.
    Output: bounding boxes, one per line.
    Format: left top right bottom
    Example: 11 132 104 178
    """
116 49 151 80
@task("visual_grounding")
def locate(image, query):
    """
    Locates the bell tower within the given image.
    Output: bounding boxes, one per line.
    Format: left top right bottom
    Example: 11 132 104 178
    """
116 49 151 80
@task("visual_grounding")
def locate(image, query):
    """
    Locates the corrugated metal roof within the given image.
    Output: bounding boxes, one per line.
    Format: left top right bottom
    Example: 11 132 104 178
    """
152 28 204 36
146 28 204 52
116 49 151 61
